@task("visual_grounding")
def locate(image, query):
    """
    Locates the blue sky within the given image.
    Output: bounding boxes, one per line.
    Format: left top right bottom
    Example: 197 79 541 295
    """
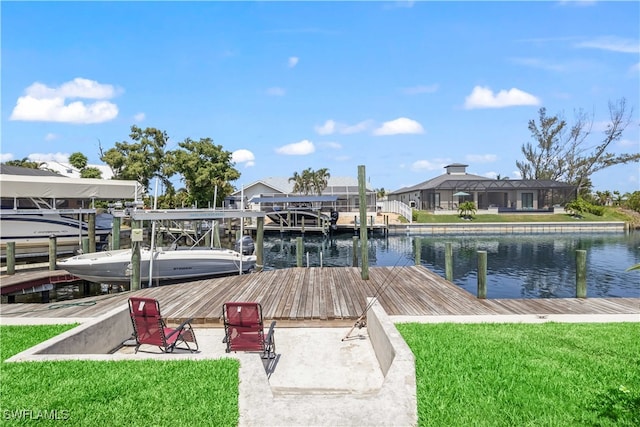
2 1 639 194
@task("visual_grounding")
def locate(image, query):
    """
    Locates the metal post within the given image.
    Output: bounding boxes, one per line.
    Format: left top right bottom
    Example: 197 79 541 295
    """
477 250 487 299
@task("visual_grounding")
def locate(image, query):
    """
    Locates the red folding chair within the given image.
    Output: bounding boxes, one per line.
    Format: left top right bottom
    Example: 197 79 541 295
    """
129 297 198 354
222 302 276 359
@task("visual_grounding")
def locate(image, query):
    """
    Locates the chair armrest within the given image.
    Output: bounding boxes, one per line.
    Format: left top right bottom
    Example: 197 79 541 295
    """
164 317 195 340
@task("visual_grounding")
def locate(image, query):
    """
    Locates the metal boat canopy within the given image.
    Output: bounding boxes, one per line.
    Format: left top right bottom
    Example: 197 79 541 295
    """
0 174 142 200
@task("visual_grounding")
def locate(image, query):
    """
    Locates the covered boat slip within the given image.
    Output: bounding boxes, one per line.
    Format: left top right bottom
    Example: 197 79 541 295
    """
0 173 142 201
2 266 637 325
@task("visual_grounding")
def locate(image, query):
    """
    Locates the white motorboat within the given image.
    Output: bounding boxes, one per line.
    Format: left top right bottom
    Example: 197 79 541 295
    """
0 209 113 258
57 246 256 284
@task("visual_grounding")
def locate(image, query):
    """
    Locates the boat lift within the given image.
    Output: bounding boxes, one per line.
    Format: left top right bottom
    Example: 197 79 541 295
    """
110 208 267 289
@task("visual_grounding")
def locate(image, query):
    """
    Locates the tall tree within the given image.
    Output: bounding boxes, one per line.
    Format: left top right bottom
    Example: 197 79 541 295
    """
516 99 638 194
100 125 173 191
3 157 46 169
80 167 103 179
289 168 331 195
312 168 331 195
168 137 240 208
68 152 88 170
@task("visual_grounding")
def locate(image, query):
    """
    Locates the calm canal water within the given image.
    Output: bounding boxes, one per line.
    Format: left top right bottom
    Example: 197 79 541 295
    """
262 231 640 299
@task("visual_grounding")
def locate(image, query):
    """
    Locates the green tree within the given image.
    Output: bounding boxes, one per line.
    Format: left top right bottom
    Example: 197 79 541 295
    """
3 157 46 169
458 201 477 219
80 167 102 179
376 188 387 199
68 152 88 170
100 125 173 191
516 99 638 194
312 168 331 195
289 168 331 195
169 137 240 208
624 191 640 213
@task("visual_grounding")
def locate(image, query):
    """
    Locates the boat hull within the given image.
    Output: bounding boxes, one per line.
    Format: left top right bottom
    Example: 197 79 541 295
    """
57 247 256 284
0 214 112 259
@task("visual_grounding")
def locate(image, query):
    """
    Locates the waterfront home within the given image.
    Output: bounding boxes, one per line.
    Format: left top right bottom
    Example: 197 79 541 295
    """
387 163 576 212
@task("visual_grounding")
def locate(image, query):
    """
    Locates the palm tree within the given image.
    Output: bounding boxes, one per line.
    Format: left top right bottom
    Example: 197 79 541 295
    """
312 168 330 195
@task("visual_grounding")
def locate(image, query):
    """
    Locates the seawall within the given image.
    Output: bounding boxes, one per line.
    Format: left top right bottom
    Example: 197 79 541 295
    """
388 221 627 235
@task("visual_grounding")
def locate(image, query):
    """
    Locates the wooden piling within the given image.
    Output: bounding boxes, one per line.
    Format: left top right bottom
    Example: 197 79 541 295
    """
88 212 96 253
6 242 16 275
445 242 453 281
82 237 89 254
49 236 57 271
576 249 587 298
130 220 142 291
256 217 264 271
352 236 358 267
414 237 421 265
358 165 369 280
213 221 221 247
112 216 121 250
477 250 487 299
296 237 303 267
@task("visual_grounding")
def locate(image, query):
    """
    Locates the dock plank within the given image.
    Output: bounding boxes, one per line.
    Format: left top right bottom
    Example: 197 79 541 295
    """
1 266 638 325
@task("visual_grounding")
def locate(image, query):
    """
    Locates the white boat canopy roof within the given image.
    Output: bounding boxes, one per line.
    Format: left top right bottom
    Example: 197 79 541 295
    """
0 174 143 200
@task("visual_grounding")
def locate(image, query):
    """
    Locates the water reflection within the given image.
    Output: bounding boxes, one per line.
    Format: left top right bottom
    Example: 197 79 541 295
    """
262 232 640 299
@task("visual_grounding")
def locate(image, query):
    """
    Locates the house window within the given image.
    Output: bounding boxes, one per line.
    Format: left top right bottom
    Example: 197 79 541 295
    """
522 193 533 209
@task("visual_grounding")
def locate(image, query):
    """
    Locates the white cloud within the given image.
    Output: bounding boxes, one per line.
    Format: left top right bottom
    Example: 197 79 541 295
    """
232 149 256 167
28 152 70 163
510 57 567 72
410 159 449 172
44 133 59 141
402 84 439 95
512 170 523 179
275 139 315 155
315 120 337 135
320 141 342 150
0 153 14 162
575 36 640 54
464 86 540 109
266 87 286 96
10 78 120 124
134 112 146 122
465 154 498 163
314 119 373 135
288 56 299 68
373 117 424 136
483 171 498 179
342 120 374 134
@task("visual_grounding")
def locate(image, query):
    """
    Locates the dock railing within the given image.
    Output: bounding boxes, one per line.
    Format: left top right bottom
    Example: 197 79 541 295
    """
378 200 412 223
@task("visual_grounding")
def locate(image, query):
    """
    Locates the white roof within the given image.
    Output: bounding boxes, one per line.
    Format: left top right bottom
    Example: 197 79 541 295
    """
0 174 142 199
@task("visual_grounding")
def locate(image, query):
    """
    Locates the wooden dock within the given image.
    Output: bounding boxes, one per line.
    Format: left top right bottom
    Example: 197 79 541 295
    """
1 266 638 326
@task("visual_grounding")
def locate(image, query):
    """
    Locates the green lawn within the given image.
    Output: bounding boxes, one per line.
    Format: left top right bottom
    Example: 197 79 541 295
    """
0 325 239 426
3 323 639 426
397 322 640 427
411 207 630 224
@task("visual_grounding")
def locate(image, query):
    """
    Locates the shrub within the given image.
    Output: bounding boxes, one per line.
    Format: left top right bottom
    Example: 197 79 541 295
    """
458 201 477 219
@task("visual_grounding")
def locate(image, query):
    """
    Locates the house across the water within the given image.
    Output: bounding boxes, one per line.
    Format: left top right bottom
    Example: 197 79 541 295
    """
230 176 376 213
387 163 576 213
